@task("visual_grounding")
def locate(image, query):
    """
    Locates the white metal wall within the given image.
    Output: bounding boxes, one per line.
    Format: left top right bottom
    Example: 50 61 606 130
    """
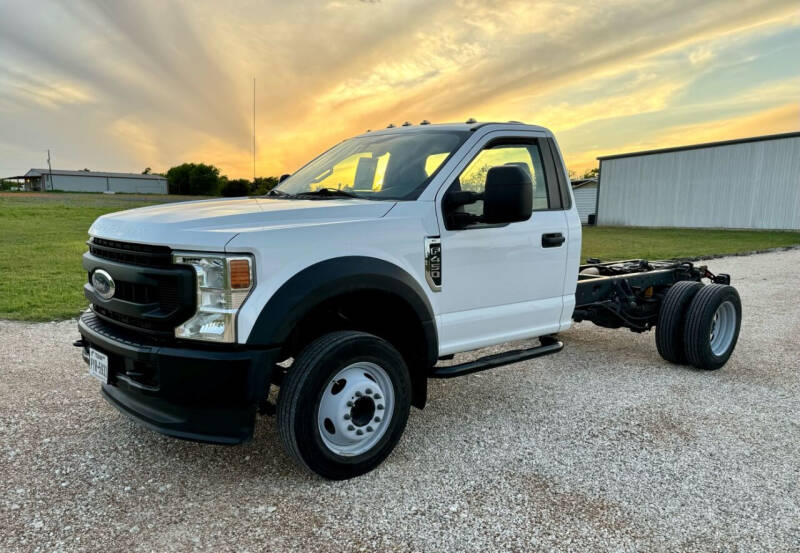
597 136 800 229
573 186 597 224
50 175 167 194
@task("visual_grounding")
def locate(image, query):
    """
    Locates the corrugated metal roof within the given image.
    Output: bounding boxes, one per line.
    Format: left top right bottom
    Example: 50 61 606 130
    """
24 169 166 180
597 131 800 161
571 178 597 189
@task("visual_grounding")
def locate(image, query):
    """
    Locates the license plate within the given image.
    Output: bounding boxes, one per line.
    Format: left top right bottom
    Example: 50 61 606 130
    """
89 349 109 384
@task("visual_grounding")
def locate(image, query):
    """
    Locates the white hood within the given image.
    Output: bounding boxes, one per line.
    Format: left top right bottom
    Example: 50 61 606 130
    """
89 196 396 251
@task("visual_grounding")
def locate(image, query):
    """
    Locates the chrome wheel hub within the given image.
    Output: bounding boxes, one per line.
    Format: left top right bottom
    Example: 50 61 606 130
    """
709 300 736 356
317 362 394 457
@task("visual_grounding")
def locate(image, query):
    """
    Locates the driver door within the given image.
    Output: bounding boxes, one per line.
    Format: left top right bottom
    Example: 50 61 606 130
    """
435 134 570 355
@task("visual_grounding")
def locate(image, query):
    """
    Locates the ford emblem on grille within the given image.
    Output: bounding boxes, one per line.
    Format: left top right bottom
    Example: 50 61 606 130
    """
92 269 116 300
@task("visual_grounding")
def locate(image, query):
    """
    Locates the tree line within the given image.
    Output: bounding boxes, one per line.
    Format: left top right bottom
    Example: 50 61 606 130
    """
159 163 280 197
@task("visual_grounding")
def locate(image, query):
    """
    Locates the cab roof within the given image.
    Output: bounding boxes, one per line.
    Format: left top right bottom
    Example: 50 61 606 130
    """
354 121 551 138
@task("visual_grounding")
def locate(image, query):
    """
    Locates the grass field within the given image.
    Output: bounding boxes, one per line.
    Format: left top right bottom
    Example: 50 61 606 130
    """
2 192 799 321
0 193 205 321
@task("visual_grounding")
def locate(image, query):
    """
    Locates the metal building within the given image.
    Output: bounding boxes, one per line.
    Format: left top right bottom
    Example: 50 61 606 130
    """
4 169 167 194
596 132 800 230
570 178 597 224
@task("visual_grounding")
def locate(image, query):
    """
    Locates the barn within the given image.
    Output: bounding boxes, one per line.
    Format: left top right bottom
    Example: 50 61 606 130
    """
571 178 597 224
596 132 800 230
5 169 167 194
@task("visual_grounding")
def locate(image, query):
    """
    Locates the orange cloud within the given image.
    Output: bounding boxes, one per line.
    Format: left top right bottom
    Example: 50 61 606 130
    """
1 0 798 180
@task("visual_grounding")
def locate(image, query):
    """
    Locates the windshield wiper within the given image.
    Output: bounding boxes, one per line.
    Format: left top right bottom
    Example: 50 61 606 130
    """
266 188 293 198
294 187 360 199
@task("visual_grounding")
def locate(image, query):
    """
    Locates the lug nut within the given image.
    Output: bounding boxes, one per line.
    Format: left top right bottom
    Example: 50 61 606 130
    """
348 425 355 431
346 401 353 407
355 391 362 397
344 414 351 420
356 429 364 435
377 404 384 410
365 388 373 394
374 393 382 400
366 426 373 432
374 416 381 422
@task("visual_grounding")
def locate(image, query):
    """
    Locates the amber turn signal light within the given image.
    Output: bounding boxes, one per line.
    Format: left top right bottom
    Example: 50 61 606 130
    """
229 259 252 289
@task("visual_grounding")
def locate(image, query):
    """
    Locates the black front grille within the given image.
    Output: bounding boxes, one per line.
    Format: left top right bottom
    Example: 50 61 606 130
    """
89 238 172 268
84 239 196 336
90 274 181 310
156 278 182 310
107 278 158 304
93 305 177 334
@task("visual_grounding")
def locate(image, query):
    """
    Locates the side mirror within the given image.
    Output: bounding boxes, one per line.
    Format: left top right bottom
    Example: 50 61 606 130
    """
483 166 532 224
279 174 291 183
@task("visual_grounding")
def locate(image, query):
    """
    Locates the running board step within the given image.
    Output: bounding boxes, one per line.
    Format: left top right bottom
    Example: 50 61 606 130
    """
430 337 564 379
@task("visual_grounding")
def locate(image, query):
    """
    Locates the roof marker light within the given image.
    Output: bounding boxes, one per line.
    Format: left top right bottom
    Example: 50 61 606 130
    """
465 117 477 124
420 120 430 125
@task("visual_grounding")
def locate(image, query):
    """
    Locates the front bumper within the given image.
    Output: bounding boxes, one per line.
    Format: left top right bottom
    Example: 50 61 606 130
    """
78 312 279 444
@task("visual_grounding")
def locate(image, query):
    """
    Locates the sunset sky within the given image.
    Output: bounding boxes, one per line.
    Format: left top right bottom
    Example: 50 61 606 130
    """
1 0 798 180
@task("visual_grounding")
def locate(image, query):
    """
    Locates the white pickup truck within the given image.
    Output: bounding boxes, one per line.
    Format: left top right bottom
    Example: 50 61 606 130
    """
76 121 742 479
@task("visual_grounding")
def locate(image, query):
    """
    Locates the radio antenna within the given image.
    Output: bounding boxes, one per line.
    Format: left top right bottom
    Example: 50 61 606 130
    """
253 77 256 183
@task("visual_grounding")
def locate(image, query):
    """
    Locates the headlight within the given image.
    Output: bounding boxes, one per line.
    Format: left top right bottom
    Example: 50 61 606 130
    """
172 253 254 343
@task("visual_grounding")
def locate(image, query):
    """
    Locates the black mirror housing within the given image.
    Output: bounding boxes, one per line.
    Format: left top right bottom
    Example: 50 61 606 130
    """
483 166 532 224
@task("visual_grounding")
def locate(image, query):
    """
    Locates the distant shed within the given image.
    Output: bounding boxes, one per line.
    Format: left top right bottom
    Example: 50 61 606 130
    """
6 169 167 194
596 132 800 230
571 178 597 224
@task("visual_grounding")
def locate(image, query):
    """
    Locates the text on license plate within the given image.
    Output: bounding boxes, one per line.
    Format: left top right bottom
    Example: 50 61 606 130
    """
89 349 109 384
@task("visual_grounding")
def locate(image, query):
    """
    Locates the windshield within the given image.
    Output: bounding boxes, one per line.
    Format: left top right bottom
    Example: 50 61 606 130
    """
274 130 469 200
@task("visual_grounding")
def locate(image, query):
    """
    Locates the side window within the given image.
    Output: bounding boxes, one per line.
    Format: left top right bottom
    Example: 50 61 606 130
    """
446 142 550 223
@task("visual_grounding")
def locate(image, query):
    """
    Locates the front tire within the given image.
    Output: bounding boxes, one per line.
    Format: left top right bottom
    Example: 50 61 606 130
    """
277 331 411 479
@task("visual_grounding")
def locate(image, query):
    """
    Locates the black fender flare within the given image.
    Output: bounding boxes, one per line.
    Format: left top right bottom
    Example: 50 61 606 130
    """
245 256 439 371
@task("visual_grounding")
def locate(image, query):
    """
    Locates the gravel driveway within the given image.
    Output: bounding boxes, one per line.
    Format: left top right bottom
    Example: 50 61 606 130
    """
1 249 798 552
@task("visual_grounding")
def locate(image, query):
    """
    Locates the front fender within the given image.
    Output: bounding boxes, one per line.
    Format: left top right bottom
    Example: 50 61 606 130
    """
244 256 438 368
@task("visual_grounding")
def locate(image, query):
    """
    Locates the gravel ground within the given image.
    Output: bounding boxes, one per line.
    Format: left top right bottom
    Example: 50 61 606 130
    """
1 249 798 552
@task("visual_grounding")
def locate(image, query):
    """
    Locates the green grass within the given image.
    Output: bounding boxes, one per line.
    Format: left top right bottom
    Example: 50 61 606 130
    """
1 192 799 321
581 226 800 262
0 192 208 321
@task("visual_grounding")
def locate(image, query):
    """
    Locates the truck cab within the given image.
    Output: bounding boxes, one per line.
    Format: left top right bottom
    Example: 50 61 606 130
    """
77 121 740 479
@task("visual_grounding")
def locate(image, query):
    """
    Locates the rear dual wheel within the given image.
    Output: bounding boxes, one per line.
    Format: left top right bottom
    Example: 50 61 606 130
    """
656 281 703 364
683 284 742 370
656 282 741 370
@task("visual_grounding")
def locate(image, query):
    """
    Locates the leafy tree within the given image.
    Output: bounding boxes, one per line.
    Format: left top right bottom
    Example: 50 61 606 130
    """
582 167 599 179
142 167 151 174
166 163 221 195
221 178 252 197
252 176 279 195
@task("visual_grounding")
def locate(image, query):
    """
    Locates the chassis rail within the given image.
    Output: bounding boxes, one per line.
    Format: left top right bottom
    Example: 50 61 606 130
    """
573 259 730 332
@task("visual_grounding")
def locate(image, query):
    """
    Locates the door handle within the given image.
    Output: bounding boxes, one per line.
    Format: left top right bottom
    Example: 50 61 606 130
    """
541 232 565 248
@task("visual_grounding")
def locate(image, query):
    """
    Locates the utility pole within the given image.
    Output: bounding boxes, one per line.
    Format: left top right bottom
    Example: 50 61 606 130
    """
253 77 256 183
46 149 53 192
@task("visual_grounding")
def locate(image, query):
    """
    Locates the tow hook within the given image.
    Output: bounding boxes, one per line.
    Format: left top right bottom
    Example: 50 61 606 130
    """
73 339 86 348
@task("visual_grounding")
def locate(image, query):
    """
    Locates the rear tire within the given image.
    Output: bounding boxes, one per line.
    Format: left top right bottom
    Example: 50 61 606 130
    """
656 280 703 364
277 331 411 480
683 284 742 370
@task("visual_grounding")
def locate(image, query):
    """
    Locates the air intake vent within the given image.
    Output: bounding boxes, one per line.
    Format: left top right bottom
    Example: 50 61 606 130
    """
89 238 172 268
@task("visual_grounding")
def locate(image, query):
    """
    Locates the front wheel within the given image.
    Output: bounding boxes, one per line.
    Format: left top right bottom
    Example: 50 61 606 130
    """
277 331 411 479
